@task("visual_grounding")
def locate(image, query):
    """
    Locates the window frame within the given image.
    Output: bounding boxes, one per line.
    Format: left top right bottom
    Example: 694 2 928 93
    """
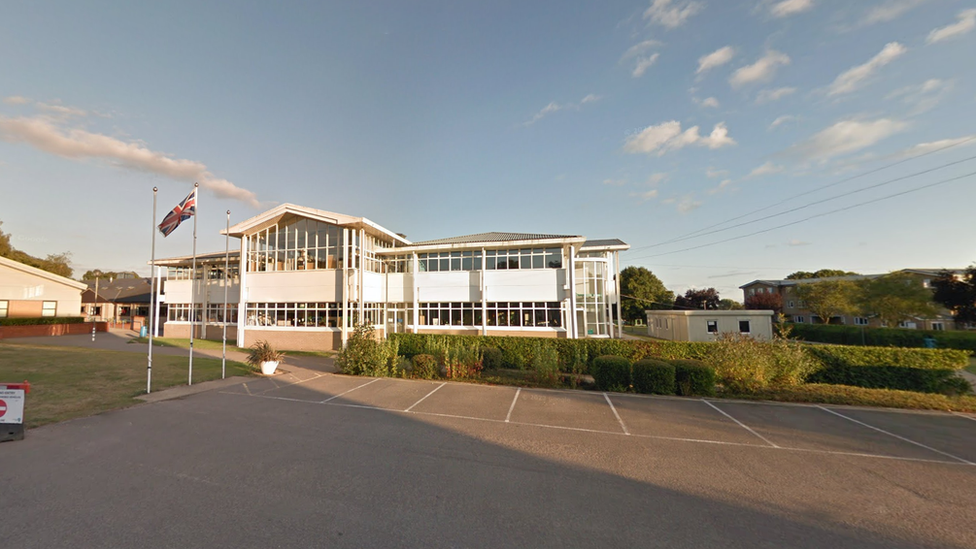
41 301 57 317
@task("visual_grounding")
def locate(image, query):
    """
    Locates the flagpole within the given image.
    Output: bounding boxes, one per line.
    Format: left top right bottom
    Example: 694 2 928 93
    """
188 182 199 386
222 209 230 380
147 187 158 394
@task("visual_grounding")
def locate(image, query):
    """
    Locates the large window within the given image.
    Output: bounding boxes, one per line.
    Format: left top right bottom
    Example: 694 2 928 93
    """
485 248 562 270
419 302 483 326
383 255 413 273
41 301 57 317
167 266 202 280
246 302 341 327
487 302 561 328
247 218 344 272
205 304 239 324
167 304 203 322
419 251 483 272
0 300 7 318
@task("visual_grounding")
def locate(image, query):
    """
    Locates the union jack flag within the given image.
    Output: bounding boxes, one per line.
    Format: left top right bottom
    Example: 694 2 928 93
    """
158 189 197 237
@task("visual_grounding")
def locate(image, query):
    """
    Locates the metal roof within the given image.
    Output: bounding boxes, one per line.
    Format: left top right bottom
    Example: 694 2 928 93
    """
411 232 581 246
83 278 154 304
580 238 629 250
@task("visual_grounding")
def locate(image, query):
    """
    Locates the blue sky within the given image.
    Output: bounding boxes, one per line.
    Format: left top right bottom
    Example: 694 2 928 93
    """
1 0 974 299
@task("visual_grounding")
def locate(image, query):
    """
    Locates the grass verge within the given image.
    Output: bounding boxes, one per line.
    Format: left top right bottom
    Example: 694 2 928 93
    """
0 342 252 428
725 383 976 413
966 357 976 376
128 337 334 357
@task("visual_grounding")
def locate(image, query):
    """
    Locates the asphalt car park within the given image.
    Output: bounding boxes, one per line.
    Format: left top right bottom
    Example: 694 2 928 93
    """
3 370 975 549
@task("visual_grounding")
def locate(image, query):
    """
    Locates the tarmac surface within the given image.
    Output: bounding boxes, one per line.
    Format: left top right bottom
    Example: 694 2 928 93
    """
2 367 975 548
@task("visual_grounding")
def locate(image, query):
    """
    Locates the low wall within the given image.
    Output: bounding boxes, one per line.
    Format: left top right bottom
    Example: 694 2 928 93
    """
241 329 341 352
0 321 108 340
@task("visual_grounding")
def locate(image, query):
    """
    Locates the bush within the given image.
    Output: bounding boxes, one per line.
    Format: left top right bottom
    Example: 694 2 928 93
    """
791 323 976 353
806 364 966 394
336 325 399 377
592 355 632 392
705 334 818 394
632 359 675 395
671 359 716 396
0 316 87 326
482 347 504 371
531 343 561 387
804 344 968 371
411 354 439 380
735 383 976 412
443 344 482 380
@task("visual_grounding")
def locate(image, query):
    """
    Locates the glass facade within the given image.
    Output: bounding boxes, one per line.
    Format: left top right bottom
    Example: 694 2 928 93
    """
247 218 345 272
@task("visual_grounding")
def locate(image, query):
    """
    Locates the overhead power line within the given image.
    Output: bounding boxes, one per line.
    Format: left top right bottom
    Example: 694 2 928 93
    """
629 134 976 252
626 170 975 262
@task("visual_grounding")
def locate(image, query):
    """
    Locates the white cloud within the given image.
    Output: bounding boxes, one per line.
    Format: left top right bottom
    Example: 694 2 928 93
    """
861 0 929 25
893 134 976 158
624 121 736 155
748 161 785 177
3 96 30 105
770 0 814 18
0 115 260 206
768 114 798 130
697 46 735 75
790 117 907 161
787 239 811 246
697 96 720 108
706 167 729 178
676 194 703 213
926 9 976 44
646 172 669 186
603 178 627 186
886 78 952 114
524 94 601 125
632 189 660 201
632 53 661 77
643 0 704 28
730 50 790 88
707 178 734 195
622 39 663 60
35 102 87 117
826 42 907 97
756 86 796 104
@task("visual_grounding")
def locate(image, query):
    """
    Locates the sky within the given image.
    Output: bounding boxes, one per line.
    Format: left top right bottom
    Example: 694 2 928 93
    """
1 0 975 300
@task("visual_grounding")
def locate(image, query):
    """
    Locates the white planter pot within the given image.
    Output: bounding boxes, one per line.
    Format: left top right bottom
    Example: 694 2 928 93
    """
260 361 279 375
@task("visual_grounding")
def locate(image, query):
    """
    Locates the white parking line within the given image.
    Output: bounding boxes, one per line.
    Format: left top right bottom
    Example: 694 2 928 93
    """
817 406 975 466
505 388 521 423
604 393 630 435
404 383 447 412
704 400 780 448
255 373 327 395
319 378 381 403
952 411 976 423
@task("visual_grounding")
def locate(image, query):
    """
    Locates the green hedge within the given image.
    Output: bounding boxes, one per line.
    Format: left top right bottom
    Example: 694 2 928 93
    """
805 345 968 371
0 316 87 326
632 359 675 395
733 384 976 412
806 364 963 394
791 324 976 353
671 359 716 396
592 356 632 392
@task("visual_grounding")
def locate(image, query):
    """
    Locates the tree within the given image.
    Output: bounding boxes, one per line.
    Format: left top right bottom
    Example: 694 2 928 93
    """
932 266 976 325
82 269 139 281
744 292 782 314
674 288 721 310
619 266 674 321
785 269 859 280
857 273 937 327
718 298 744 310
0 221 73 278
792 280 860 325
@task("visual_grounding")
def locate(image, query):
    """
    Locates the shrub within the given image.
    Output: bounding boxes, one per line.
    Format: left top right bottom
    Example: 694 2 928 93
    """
805 344 968 371
531 343 561 387
767 339 821 386
632 359 675 395
806 364 966 394
671 359 716 397
705 334 817 393
592 355 632 392
411 354 439 380
791 323 976 353
482 347 504 371
246 340 283 368
0 316 87 326
736 383 976 413
443 343 483 380
336 325 399 377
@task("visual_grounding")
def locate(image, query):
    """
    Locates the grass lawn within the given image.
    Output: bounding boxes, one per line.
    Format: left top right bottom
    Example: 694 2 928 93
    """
0 342 252 428
129 337 335 357
622 326 653 339
967 357 976 376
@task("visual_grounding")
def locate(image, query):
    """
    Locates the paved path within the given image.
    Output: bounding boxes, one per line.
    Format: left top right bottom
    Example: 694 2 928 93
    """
2 371 974 549
0 330 335 373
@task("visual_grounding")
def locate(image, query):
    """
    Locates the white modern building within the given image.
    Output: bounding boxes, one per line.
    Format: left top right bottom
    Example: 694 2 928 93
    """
156 204 629 351
0 255 86 319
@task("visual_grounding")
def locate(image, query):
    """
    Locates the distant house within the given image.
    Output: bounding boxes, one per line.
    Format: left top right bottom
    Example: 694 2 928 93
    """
82 277 160 330
739 269 960 330
0 255 86 319
645 310 774 342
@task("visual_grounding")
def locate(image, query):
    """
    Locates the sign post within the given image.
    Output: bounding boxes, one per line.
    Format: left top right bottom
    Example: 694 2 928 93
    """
0 381 29 442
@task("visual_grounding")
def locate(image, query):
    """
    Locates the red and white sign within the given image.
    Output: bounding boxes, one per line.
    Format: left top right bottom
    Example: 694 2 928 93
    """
0 389 25 424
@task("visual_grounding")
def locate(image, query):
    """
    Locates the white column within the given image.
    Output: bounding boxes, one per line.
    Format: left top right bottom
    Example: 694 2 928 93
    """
237 235 247 348
154 266 163 337
567 245 578 339
341 228 349 347
614 250 623 339
359 228 365 328
412 252 419 334
480 247 487 336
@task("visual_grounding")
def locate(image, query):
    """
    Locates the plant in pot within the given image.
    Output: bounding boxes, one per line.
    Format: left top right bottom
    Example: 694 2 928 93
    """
247 340 284 375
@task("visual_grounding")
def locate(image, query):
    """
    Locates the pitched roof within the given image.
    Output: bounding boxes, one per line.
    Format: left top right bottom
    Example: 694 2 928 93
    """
221 203 410 245
580 238 629 251
411 232 581 246
0 255 87 291
83 278 154 304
